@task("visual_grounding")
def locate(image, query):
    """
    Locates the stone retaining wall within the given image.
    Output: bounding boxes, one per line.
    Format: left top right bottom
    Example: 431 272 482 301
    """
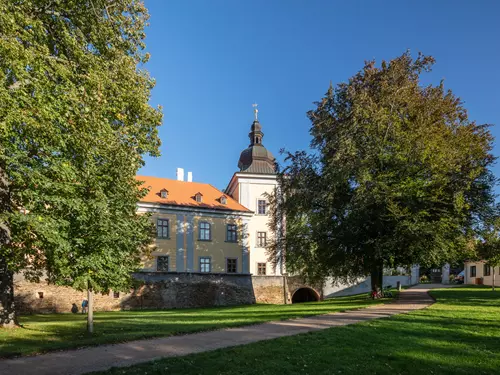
251 276 286 304
14 274 122 314
125 272 255 309
14 272 256 314
14 273 324 314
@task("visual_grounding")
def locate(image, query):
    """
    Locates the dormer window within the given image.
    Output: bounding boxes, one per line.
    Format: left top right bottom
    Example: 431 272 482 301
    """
160 189 168 199
195 192 203 203
220 195 227 205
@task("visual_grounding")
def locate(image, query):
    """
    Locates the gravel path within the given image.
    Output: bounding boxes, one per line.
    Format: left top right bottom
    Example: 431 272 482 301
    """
0 284 447 375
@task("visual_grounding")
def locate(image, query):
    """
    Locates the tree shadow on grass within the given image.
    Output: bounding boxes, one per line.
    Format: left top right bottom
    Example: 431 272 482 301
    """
1 299 384 358
87 308 500 375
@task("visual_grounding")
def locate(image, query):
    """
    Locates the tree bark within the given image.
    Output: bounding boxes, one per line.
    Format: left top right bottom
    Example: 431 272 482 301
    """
0 259 17 328
370 261 384 293
87 287 94 333
0 165 16 328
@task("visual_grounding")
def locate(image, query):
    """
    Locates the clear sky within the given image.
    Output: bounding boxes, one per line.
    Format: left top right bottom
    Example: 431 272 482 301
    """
140 0 500 192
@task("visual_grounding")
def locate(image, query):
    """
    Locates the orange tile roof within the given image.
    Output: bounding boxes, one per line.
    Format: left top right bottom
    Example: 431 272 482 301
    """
136 175 252 213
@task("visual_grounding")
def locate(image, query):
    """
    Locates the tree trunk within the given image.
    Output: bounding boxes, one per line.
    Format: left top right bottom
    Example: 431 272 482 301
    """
0 259 17 328
0 167 16 328
370 261 384 293
493 267 496 292
87 288 94 333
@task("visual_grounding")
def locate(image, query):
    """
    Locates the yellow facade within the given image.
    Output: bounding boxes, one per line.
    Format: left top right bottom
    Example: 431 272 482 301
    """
142 212 178 271
193 216 242 273
142 211 246 274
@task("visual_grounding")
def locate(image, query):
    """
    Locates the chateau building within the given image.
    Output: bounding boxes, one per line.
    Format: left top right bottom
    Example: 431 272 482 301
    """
137 175 253 274
138 106 280 276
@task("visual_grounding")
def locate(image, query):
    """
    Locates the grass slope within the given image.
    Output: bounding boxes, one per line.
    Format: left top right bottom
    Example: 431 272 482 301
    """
0 293 382 358
95 287 500 375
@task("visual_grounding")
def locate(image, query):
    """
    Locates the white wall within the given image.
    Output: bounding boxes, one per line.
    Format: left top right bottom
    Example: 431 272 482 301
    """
323 275 414 298
464 261 500 286
230 174 279 275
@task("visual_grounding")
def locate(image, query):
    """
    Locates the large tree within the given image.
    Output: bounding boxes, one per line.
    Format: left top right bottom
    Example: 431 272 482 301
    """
268 52 496 293
0 0 162 328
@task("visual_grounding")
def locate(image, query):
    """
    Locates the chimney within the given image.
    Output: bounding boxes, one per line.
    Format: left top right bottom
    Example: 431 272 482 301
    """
176 168 184 181
187 171 193 182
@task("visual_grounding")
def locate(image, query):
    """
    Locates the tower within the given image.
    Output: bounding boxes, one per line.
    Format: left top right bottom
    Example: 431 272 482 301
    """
226 105 280 276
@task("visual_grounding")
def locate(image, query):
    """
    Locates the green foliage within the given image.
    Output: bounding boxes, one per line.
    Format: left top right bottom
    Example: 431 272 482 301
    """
94 287 500 375
268 52 496 287
0 0 162 311
0 294 383 357
476 217 500 267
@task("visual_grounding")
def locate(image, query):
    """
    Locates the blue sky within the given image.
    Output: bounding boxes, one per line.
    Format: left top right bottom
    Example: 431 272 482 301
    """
140 0 500 192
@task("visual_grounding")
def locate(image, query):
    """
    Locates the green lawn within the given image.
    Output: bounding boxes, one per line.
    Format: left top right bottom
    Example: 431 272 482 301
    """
94 287 500 375
0 293 384 358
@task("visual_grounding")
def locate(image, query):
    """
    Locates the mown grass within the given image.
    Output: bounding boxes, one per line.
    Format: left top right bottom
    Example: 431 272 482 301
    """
0 293 384 358
95 287 500 375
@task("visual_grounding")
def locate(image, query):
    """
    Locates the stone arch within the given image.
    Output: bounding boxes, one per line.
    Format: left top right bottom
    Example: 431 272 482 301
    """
291 287 320 303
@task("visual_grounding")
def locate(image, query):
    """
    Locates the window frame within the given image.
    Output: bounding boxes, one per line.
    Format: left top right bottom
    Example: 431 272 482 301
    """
156 218 170 239
199 221 211 241
199 256 211 273
470 265 476 277
257 231 267 248
226 224 238 242
484 264 491 276
257 262 267 276
157 255 170 272
226 257 238 273
257 199 267 215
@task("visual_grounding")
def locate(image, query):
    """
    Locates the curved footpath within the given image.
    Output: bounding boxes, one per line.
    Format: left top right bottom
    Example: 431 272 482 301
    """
0 284 449 375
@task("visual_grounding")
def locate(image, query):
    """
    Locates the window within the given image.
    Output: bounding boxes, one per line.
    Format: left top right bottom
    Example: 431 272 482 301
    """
195 193 203 203
226 224 237 242
38 292 44 299
199 222 211 241
257 200 267 215
157 219 169 239
257 232 267 247
113 291 120 299
160 189 168 199
257 262 267 275
470 265 476 277
220 196 227 205
484 264 491 276
226 258 237 273
200 257 211 273
157 255 169 271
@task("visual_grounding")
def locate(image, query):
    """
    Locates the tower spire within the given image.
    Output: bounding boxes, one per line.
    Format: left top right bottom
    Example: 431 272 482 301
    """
237 104 275 174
